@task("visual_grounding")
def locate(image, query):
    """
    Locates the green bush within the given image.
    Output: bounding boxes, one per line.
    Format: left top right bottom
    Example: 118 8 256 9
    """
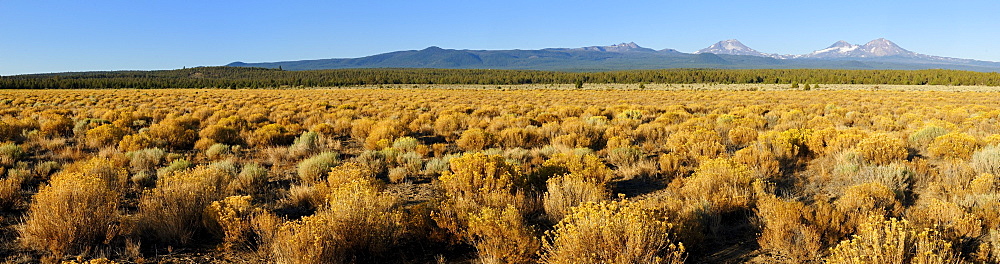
297 152 340 183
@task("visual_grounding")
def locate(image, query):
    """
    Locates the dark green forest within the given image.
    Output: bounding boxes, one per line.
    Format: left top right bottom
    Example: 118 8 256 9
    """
2 67 999 89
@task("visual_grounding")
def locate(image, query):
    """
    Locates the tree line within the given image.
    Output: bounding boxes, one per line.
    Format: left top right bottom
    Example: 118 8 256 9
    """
1 67 999 89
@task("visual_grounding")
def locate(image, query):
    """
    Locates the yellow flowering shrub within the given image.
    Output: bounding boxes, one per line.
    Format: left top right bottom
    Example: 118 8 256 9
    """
754 194 822 262
268 176 402 264
824 217 957 264
543 173 609 223
680 158 758 213
541 199 685 264
84 124 127 149
855 133 907 165
19 165 122 258
727 125 758 147
467 206 540 264
434 153 531 242
927 132 978 160
538 152 615 185
137 166 231 246
147 116 200 150
205 195 254 251
456 128 494 151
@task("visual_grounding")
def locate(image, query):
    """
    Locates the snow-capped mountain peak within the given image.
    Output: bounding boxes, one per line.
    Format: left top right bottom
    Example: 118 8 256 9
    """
696 39 789 59
800 38 917 58
576 42 657 52
697 39 758 55
859 38 912 57
804 40 861 58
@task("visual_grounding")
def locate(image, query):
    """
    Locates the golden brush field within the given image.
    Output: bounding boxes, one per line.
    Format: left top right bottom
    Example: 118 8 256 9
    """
4 85 1000 263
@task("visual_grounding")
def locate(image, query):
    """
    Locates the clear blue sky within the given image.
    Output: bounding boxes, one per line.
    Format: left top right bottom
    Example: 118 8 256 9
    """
2 0 998 75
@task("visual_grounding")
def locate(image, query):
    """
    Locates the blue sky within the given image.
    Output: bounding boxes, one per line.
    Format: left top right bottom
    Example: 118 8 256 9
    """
2 0 998 75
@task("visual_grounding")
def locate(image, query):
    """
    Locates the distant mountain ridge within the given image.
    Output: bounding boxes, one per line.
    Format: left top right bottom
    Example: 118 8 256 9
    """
228 39 1000 72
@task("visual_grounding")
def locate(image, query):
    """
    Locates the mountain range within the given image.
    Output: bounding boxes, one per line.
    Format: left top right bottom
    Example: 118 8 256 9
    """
228 39 1000 72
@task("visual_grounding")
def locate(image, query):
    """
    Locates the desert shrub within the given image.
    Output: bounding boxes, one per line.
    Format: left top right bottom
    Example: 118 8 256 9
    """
33 160 61 179
354 150 388 177
205 143 231 160
391 136 419 152
971 145 1000 176
497 127 533 149
824 217 957 264
229 162 268 194
968 172 999 195
148 116 200 150
350 118 377 141
680 158 758 213
324 162 377 189
434 153 531 241
606 147 643 168
908 198 982 241
835 182 902 222
540 199 685 264
39 113 73 137
424 154 457 175
727 125 758 147
211 159 241 177
199 124 242 146
0 175 24 210
267 176 402 264
205 195 254 251
855 133 907 165
754 195 822 262
909 125 949 150
19 164 124 258
543 174 609 223
616 158 660 180
156 158 192 178
833 163 913 196
281 183 321 213
665 128 725 160
288 131 320 159
603 136 632 151
758 128 813 165
732 144 780 180
138 166 232 246
467 206 540 264
538 152 614 186
363 120 405 150
67 157 130 190
310 123 337 138
927 132 978 160
552 133 594 149
251 123 295 147
85 124 128 149
0 142 23 167
297 151 340 184
125 147 165 174
0 117 35 142
389 152 422 183
977 229 1000 263
117 131 156 152
456 128 494 152
657 153 691 180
